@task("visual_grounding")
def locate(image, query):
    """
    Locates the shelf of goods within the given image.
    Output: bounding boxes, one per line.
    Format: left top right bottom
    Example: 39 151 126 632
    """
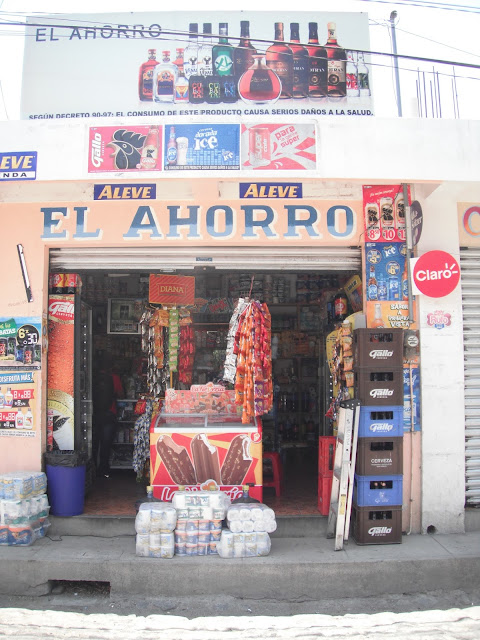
110 399 137 470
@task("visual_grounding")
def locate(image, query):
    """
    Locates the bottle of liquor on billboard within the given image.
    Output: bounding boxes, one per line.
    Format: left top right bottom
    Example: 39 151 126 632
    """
166 126 178 166
189 75 206 103
138 126 160 170
174 50 189 103
213 23 234 77
266 22 293 99
138 49 158 101
198 23 214 77
357 52 371 96
346 51 359 97
184 23 199 80
306 22 327 98
238 55 281 105
289 23 309 99
153 51 178 103
325 22 346 98
233 20 256 77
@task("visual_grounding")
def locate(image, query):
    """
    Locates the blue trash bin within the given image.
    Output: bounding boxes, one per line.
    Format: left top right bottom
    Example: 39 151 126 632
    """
45 450 87 516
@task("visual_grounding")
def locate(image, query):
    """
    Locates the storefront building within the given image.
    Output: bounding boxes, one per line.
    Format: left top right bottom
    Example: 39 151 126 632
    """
1 11 479 538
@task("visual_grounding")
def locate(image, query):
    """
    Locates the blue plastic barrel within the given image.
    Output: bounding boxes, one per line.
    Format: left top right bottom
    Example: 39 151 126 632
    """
45 451 87 517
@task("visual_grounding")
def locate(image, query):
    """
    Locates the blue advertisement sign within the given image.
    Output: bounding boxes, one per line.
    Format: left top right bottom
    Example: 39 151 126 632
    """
0 152 37 181
365 242 407 302
403 364 421 432
163 124 240 170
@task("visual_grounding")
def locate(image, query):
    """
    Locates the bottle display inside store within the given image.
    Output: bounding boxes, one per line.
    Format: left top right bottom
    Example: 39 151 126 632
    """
325 22 347 97
357 52 371 96
183 23 199 80
233 20 256 77
289 23 309 99
213 23 234 77
138 49 158 101
138 125 160 170
346 50 359 97
306 22 327 98
198 23 214 77
153 51 178 103
238 55 281 105
266 22 293 99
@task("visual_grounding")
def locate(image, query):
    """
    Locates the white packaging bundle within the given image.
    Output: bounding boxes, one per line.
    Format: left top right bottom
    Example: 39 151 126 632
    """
0 494 50 526
217 530 271 558
135 502 177 534
172 489 231 520
226 503 277 534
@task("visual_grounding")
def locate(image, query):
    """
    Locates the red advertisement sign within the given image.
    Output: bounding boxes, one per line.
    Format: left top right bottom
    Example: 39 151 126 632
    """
363 185 411 243
150 429 263 502
241 123 316 170
88 125 163 173
164 386 240 416
149 274 195 305
412 251 460 298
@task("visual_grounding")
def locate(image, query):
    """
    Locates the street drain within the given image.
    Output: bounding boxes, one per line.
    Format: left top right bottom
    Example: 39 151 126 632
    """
49 580 111 597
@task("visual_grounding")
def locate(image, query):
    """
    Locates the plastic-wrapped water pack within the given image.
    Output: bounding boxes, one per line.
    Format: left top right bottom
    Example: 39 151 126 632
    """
226 502 277 533
217 530 272 558
0 494 50 526
0 471 47 500
135 502 177 558
172 489 231 521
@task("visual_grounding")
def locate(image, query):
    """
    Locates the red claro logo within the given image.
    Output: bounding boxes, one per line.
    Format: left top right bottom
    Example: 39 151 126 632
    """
48 300 75 322
412 250 460 298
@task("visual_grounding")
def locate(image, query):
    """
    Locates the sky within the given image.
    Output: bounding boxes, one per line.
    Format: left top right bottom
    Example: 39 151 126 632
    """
0 0 479 120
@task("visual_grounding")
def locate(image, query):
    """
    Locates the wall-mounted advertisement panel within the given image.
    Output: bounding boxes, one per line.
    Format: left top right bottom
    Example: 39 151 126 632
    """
21 11 374 121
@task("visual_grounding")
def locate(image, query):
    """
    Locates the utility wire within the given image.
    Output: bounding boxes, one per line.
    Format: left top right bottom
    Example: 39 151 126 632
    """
354 0 480 13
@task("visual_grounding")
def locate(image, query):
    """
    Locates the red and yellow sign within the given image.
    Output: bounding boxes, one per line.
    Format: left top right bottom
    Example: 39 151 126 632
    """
149 275 195 305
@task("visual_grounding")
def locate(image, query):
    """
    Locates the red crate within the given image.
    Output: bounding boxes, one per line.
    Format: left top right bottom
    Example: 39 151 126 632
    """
318 473 333 516
318 436 336 477
354 328 404 369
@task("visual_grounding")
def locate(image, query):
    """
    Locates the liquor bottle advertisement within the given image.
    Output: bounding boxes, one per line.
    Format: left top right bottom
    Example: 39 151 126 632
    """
163 124 240 170
241 123 316 170
88 125 164 172
0 370 37 438
22 11 374 121
363 185 411 243
0 317 42 369
366 301 417 330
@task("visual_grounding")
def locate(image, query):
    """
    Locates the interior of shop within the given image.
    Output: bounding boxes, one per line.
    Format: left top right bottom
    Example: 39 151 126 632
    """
50 267 360 517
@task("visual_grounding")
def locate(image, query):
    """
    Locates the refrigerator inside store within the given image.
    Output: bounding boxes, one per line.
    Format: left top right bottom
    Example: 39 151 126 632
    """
47 268 360 517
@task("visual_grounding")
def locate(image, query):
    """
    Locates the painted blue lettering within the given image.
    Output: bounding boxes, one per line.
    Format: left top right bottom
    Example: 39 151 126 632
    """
206 206 234 238
284 205 319 238
41 207 68 239
326 205 355 238
73 207 101 239
166 206 200 238
241 206 275 238
123 206 162 238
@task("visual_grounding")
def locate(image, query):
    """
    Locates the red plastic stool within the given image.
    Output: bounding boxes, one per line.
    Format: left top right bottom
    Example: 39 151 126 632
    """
263 452 283 497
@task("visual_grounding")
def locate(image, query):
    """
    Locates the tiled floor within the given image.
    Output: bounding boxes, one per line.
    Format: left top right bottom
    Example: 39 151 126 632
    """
83 453 322 517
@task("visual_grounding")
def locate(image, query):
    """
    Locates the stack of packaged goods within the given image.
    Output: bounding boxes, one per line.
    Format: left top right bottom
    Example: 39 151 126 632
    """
352 328 404 545
135 502 177 558
0 471 50 546
217 503 276 558
172 489 230 557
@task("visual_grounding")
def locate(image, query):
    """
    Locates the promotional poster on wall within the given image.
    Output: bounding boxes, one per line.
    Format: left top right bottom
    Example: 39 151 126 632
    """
241 123 316 170
363 185 411 243
0 317 42 369
163 124 240 170
22 11 374 120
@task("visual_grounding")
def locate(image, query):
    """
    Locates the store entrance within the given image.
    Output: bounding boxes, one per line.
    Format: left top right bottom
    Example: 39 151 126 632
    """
49 267 359 517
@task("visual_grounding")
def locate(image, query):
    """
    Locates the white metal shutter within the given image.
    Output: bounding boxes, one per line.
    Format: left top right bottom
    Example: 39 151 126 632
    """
461 247 480 505
49 246 361 272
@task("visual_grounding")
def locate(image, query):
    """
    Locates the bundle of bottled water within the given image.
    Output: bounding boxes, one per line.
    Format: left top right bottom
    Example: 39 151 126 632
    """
216 503 277 558
0 471 50 546
135 502 177 558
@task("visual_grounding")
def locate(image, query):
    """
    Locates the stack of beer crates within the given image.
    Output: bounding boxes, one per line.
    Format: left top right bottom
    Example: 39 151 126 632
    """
318 435 336 515
352 328 404 544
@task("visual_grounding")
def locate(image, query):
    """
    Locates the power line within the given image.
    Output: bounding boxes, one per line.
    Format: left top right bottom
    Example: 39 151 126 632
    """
354 0 480 13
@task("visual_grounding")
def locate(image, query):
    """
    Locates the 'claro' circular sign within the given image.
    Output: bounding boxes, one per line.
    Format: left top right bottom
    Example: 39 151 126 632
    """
412 250 460 298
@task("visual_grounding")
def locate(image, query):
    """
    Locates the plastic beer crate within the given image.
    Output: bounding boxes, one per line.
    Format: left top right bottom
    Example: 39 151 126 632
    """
358 405 404 438
354 328 404 369
354 369 403 406
353 474 403 507
318 436 336 477
318 472 333 516
356 437 403 475
352 504 402 545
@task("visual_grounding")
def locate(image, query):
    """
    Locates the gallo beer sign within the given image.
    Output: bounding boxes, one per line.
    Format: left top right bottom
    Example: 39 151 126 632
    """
411 250 460 298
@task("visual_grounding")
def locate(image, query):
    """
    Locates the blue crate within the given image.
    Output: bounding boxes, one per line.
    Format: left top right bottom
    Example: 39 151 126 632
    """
358 406 403 438
353 474 403 507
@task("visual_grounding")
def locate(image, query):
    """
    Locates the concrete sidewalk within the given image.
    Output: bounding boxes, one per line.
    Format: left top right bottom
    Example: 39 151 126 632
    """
0 525 479 601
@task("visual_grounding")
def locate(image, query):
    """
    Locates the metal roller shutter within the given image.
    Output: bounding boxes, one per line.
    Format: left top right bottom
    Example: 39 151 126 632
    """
461 247 480 506
49 246 362 272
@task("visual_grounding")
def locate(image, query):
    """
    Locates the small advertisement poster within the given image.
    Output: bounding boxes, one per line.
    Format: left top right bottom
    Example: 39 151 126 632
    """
0 370 37 438
88 125 163 172
149 275 196 305
0 317 42 369
365 242 407 303
163 123 240 170
241 123 316 170
366 300 416 330
363 185 411 243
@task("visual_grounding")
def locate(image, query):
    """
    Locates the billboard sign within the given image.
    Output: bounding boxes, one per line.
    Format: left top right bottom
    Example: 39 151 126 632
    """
21 11 374 120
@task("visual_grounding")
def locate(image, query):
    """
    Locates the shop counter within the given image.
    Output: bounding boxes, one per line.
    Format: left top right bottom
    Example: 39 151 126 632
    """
150 413 262 502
